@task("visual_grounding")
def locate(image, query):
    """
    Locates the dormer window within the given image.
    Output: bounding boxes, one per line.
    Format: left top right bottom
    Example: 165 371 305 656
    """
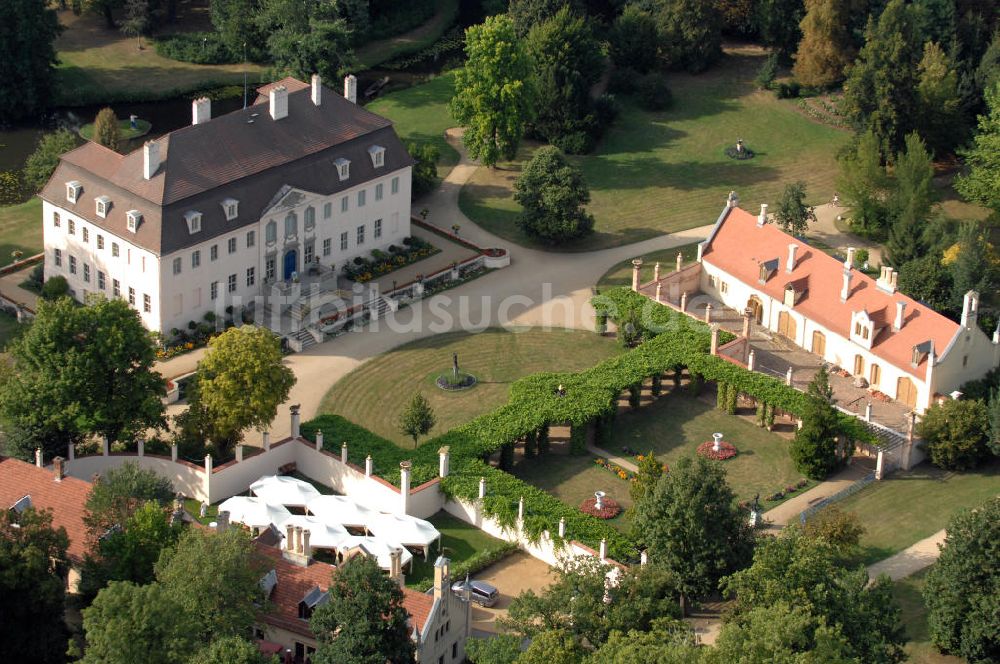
335 158 350 181
185 211 202 234
757 258 778 284
298 587 329 620
95 196 111 218
126 210 142 233
368 146 385 168
66 181 82 203
222 198 239 221
850 309 875 349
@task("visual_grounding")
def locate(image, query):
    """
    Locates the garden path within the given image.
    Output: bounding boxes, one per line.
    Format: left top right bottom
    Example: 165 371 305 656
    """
0 264 39 311
585 444 639 473
762 458 875 528
866 529 947 581
807 203 884 265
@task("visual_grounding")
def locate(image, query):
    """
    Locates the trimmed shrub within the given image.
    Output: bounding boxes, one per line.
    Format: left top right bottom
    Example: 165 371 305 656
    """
155 32 239 65
635 72 673 110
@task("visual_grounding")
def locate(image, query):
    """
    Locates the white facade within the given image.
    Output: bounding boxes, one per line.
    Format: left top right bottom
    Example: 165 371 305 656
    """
43 167 412 334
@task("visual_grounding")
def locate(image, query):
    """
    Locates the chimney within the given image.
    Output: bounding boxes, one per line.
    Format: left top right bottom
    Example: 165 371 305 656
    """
192 97 211 125
215 510 229 533
311 74 322 106
285 524 294 550
389 547 403 585
757 203 768 227
294 526 303 554
399 461 411 515
269 85 288 121
786 244 798 273
433 557 449 602
840 268 852 303
876 265 897 294
438 446 450 478
143 141 160 180
726 191 738 208
894 301 906 331
845 247 856 269
290 404 300 438
35 448 43 468
961 291 979 329
344 75 357 104
301 529 311 558
53 456 65 482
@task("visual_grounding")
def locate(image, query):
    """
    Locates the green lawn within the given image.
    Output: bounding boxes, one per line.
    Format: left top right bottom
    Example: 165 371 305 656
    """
405 511 506 587
510 453 634 532
0 198 43 259
54 9 266 105
79 118 152 141
597 242 701 289
458 49 850 251
838 461 1000 564
611 390 806 506
319 328 621 448
892 569 966 664
367 71 459 180
356 0 460 69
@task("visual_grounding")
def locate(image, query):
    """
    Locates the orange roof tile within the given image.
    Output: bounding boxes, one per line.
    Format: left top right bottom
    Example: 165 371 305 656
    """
255 542 435 639
703 207 961 379
0 457 92 562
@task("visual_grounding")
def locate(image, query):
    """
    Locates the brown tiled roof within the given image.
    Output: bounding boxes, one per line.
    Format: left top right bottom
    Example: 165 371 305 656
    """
703 207 961 379
0 457 92 563
39 77 413 256
255 542 434 639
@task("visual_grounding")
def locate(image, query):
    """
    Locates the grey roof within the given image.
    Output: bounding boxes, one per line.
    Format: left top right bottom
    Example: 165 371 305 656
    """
39 77 413 256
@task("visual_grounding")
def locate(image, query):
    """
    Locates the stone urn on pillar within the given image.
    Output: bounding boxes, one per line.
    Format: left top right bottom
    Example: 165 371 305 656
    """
712 432 723 453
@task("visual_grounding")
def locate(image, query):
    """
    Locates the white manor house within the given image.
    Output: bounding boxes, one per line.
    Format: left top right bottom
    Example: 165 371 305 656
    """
40 74 412 334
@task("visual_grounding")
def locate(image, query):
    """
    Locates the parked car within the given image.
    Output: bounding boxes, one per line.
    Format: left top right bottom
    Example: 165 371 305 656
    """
451 579 500 607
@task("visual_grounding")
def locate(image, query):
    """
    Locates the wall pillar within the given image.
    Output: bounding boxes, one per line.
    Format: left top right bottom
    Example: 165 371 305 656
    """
438 446 450 478
709 324 719 356
558 517 566 538
68 442 75 462
365 455 373 477
865 402 873 422
341 442 348 464
290 405 301 439
399 461 411 515
478 477 486 500
786 366 794 386
747 350 756 371
704 304 713 323
171 444 178 462
315 429 323 451
517 496 525 525
640 550 648 566
676 252 683 272
235 444 244 463
102 436 110 457
263 431 271 452
655 283 662 303
204 454 213 474
680 292 688 312
137 439 145 458
631 258 643 292
875 449 884 480
742 311 751 338
654 262 661 281
599 539 607 561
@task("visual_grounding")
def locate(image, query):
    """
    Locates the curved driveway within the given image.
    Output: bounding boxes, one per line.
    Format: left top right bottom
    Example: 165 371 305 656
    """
173 130 714 442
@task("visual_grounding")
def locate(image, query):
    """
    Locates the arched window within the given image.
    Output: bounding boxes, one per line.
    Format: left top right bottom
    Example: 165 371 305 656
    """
304 206 315 231
265 221 277 244
284 212 297 238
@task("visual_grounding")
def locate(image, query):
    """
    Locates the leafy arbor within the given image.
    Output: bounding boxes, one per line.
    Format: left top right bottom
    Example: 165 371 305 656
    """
451 15 535 168
311 555 415 664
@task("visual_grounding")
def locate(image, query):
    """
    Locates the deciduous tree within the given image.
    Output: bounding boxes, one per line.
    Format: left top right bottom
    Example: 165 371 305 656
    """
608 5 659 73
632 455 754 614
0 507 69 664
0 0 63 124
451 15 535 167
586 625 702 663
957 83 1000 212
756 0 806 64
917 398 991 470
0 297 166 461
406 141 440 198
924 496 1000 663
837 129 891 239
83 462 174 540
311 555 415 664
721 530 906 663
897 253 955 316
917 41 966 156
949 220 995 306
508 0 585 37
398 392 436 448
189 636 274 664
211 0 265 60
707 602 857 663
774 180 817 235
789 367 842 479
514 146 595 244
629 450 665 505
801 504 865 560
652 0 722 73
24 129 79 192
793 0 853 88
192 325 295 453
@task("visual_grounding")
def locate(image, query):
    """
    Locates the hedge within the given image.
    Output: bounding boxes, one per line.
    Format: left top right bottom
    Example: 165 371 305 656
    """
301 287 877 561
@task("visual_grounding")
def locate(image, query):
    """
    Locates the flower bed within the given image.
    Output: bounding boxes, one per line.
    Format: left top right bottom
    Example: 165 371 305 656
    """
697 440 738 460
594 457 635 481
869 389 891 402
341 236 438 282
580 495 621 519
765 478 810 502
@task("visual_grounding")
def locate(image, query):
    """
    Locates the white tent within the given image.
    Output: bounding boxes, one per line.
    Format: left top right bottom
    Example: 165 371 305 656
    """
249 475 321 508
368 513 441 559
339 535 414 570
277 515 350 551
218 496 291 530
305 495 377 529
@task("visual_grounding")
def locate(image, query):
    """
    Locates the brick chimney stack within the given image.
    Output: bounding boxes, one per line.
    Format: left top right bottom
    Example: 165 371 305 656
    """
53 456 64 482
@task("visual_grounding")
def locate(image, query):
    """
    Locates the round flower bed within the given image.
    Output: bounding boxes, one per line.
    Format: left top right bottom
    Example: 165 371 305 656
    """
436 372 477 391
697 440 738 461
724 143 755 160
580 495 621 519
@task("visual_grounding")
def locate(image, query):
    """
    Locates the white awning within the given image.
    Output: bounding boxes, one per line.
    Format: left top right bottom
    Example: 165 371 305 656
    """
249 475 321 507
218 496 291 529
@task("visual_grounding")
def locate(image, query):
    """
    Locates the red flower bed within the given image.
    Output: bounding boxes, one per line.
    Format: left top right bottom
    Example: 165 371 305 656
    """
580 496 621 519
697 440 737 461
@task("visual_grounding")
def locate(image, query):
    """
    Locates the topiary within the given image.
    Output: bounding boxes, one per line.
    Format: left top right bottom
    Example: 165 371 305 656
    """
635 72 673 111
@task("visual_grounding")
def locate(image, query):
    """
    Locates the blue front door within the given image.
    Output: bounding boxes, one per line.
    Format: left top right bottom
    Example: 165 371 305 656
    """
283 250 297 280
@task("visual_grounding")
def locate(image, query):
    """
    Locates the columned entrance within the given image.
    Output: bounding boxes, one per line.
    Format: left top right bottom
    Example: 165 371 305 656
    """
747 296 763 324
283 249 298 280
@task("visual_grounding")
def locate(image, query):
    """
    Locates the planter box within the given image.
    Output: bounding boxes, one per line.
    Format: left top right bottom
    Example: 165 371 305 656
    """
483 249 510 269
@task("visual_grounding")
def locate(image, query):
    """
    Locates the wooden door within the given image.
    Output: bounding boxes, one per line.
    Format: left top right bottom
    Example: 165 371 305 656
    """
747 297 763 324
869 363 881 388
778 311 797 340
811 331 826 357
896 377 917 408
853 354 865 376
